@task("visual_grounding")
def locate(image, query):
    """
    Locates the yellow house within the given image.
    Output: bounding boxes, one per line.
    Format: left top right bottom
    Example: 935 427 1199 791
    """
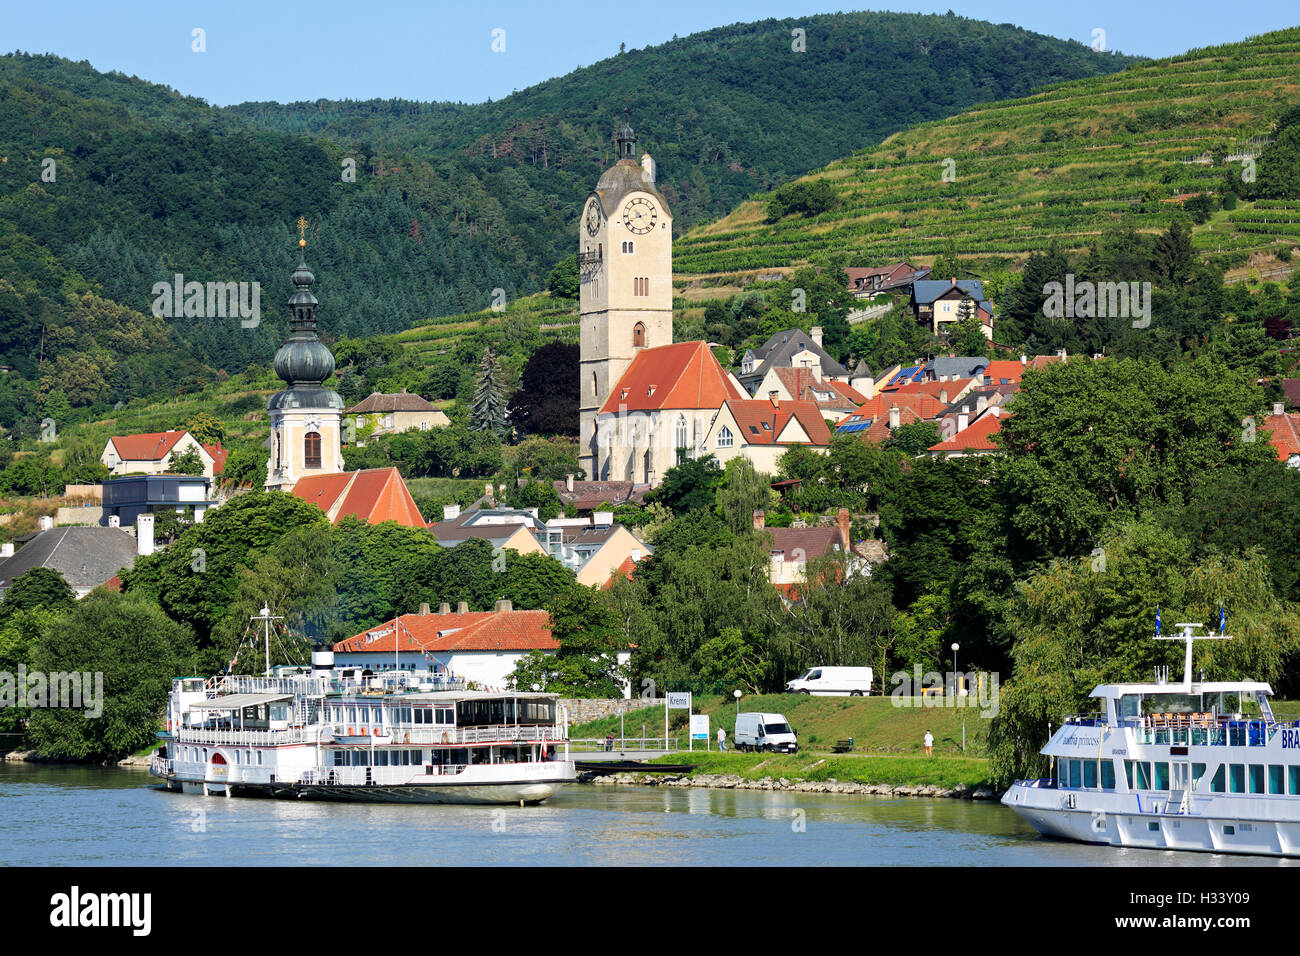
345 389 450 439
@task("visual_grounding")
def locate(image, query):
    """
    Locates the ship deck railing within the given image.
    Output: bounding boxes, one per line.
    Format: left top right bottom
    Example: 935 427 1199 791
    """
172 723 567 747
1063 713 1296 746
203 674 468 700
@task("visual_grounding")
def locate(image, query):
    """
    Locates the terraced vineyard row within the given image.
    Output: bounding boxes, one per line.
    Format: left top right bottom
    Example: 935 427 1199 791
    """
674 28 1300 280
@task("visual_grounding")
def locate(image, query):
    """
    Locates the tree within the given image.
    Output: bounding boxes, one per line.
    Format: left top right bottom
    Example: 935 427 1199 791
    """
0 567 75 624
507 342 579 436
184 412 225 445
509 587 628 697
218 442 269 489
168 448 205 476
884 420 939 456
714 457 773 535
505 479 563 521
470 347 507 437
546 254 579 300
25 591 197 761
1257 125 1300 200
646 454 723 513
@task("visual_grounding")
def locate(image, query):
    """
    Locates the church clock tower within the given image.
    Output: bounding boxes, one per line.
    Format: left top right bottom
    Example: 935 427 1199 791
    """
265 230 345 491
578 122 673 480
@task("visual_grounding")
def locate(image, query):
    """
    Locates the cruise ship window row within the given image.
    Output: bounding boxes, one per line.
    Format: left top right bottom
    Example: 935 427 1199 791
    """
1057 758 1300 795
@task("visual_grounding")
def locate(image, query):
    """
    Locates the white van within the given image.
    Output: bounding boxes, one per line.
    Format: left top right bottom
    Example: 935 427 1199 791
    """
733 712 798 753
785 666 874 696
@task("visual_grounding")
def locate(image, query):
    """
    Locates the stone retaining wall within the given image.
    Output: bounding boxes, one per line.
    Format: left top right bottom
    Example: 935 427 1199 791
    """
582 771 999 800
559 698 660 725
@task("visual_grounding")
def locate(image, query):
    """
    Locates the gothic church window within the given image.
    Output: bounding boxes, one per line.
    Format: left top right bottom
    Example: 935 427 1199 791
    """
633 322 646 348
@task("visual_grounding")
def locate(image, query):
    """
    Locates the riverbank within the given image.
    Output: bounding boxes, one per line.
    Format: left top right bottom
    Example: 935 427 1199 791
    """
1 748 152 768
578 751 998 799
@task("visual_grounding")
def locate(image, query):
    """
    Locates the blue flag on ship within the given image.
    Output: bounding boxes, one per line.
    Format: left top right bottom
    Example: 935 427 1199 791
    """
1155 606 1161 636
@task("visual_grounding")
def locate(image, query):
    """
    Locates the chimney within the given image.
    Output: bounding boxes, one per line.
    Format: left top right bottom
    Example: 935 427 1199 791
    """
837 507 851 550
753 509 766 530
494 598 513 613
456 601 469 614
957 412 969 432
443 503 460 521
1274 403 1285 416
418 602 431 616
401 387 407 394
951 276 958 285
976 394 988 413
39 515 53 532
565 473 575 492
108 515 121 528
0 542 12 558
484 483 495 505
888 405 901 430
810 326 823 348
939 389 948 404
136 513 154 557
768 390 780 409
1057 348 1067 361
438 602 451 614
1020 354 1028 366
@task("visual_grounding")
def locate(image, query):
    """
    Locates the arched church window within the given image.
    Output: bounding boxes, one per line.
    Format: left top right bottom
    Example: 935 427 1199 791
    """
304 431 322 468
717 426 734 449
675 415 687 450
633 322 646 348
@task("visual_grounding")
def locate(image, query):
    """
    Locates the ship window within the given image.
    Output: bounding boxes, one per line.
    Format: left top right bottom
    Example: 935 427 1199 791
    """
1083 760 1098 789
1134 761 1151 790
1153 762 1169 790
1269 764 1284 794
1068 760 1081 789
1291 767 1300 795
1118 695 1140 719
1249 764 1265 794
1210 765 1226 792
1229 764 1245 793
1123 760 1133 790
1192 763 1207 790
1058 761 1068 788
305 431 322 468
1100 761 1116 790
257 751 262 765
375 751 388 766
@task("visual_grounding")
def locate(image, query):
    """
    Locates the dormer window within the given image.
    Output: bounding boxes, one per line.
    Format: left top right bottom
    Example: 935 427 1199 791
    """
647 385 656 396
717 426 733 448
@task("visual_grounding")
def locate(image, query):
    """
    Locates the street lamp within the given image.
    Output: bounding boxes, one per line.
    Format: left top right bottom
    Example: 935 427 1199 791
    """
733 689 742 742
950 642 965 754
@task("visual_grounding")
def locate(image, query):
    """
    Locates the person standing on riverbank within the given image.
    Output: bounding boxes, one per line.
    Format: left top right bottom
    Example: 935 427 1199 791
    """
717 727 727 751
924 730 934 756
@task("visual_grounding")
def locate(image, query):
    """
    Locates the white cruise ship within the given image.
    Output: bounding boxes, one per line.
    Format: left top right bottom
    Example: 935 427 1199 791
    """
150 651 576 805
1003 623 1300 857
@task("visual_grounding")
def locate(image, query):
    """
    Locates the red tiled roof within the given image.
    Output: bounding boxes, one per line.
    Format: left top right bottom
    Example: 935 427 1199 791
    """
884 378 975 400
723 399 831 446
109 431 189 461
203 442 227 475
982 360 1026 385
600 341 745 413
839 392 948 423
825 380 869 404
344 390 439 414
291 468 426 528
768 525 844 558
601 555 638 590
927 413 1007 453
1265 413 1300 461
334 610 495 653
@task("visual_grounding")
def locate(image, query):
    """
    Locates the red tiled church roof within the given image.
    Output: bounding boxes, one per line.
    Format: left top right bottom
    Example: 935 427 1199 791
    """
600 341 744 413
291 467 425 528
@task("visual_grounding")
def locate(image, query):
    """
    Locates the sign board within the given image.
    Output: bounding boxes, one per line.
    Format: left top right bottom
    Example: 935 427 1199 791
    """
690 714 710 741
667 692 692 710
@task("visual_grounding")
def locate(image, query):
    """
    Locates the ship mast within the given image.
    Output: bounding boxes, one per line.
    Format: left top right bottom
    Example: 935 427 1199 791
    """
1156 622 1229 690
254 605 284 678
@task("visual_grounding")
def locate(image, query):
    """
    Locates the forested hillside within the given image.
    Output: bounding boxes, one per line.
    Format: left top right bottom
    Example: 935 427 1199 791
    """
0 11 1137 436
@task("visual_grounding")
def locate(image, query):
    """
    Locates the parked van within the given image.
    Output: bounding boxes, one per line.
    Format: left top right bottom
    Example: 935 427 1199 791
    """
734 712 798 753
785 666 874 697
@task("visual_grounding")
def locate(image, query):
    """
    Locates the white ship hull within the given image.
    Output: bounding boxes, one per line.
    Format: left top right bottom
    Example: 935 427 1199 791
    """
1004 781 1300 857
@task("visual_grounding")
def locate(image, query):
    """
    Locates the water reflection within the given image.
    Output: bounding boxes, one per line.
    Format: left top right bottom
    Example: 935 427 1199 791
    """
0 766 1292 867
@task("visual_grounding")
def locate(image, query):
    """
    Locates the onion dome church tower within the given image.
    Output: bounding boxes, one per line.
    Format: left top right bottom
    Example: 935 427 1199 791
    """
264 228 345 491
577 121 674 480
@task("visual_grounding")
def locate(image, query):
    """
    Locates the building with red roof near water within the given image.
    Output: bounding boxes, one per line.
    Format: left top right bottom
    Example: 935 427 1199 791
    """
591 340 746 484
291 467 426 527
333 599 632 695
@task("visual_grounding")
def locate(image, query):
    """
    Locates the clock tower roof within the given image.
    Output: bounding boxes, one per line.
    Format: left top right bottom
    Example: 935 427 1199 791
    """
593 160 671 219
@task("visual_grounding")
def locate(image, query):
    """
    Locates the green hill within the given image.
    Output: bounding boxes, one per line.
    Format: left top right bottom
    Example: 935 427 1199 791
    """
673 27 1300 284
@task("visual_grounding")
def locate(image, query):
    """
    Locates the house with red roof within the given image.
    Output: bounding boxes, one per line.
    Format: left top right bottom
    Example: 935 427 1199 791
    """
291 467 426 527
333 599 632 695
699 396 832 472
592 340 746 484
101 430 221 479
1263 403 1300 468
927 408 1008 457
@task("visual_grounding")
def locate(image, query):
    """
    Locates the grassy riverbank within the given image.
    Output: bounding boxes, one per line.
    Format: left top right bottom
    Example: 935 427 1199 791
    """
570 694 991 757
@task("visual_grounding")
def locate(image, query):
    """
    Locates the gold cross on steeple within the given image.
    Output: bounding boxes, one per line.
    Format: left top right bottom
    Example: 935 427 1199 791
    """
296 216 309 247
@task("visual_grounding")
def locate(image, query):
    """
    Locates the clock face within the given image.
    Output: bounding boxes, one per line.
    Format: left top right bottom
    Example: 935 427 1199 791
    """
585 199 602 236
622 197 657 235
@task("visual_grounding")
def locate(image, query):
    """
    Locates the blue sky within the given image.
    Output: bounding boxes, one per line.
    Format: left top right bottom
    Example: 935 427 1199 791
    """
5 1 1298 106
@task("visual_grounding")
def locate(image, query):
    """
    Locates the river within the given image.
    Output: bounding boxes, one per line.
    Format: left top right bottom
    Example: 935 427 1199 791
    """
0 763 1291 866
